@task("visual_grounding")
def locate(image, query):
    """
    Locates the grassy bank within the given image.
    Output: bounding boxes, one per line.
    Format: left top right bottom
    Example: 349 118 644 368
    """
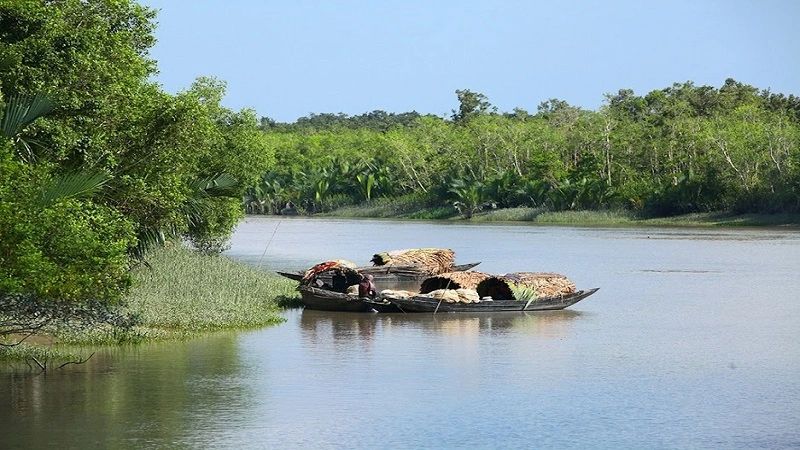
470 208 800 227
322 194 456 220
326 199 800 227
1 246 297 362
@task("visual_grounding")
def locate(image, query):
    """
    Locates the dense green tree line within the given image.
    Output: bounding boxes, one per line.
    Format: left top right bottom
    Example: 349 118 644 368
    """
261 110 430 133
0 0 273 334
250 81 800 217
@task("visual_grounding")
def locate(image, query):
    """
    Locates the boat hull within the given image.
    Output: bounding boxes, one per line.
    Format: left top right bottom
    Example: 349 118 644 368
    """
362 298 402 313
298 286 373 312
386 288 599 313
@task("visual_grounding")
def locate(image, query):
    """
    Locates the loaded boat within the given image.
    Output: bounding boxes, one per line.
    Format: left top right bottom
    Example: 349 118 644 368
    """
284 249 598 313
294 259 407 312
278 248 480 291
379 271 598 313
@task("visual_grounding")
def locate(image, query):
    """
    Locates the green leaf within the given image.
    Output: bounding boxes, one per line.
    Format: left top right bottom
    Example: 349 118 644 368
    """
188 173 239 198
37 170 111 207
1 94 54 139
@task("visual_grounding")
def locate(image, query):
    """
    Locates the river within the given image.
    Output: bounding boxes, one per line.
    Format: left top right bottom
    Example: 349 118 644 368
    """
2 217 799 449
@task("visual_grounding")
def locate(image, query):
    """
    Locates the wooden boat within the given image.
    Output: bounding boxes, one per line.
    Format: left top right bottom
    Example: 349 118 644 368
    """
276 271 304 282
278 262 481 285
298 285 373 312
383 288 599 313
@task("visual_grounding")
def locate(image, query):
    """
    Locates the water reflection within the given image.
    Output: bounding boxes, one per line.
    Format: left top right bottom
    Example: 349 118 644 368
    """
0 334 251 448
299 309 583 344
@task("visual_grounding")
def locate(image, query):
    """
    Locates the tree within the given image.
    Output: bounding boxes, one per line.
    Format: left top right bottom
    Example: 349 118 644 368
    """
0 0 281 325
452 89 494 123
0 92 134 295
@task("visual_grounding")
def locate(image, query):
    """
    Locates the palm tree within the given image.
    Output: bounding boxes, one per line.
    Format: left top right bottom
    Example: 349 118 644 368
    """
2 94 112 205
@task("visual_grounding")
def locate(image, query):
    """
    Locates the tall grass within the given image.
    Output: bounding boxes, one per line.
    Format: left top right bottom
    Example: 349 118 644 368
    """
40 245 298 346
127 246 295 335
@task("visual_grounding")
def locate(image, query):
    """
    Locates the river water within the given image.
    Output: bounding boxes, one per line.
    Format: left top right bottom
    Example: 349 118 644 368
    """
2 217 799 449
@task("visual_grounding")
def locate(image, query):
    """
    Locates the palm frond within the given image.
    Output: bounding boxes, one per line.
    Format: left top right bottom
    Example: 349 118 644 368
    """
37 170 111 207
1 93 54 139
183 197 211 228
189 173 239 198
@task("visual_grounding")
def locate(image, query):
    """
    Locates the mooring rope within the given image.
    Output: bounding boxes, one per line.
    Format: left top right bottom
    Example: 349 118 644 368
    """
433 278 454 314
257 218 282 268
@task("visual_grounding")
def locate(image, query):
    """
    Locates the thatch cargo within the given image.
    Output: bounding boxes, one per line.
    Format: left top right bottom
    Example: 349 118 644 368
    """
476 272 576 300
371 248 456 275
419 271 490 293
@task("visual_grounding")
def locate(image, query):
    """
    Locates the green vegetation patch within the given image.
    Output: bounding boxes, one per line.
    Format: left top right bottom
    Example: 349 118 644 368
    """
326 204 799 228
439 207 637 225
2 247 298 362
63 246 297 345
0 344 81 364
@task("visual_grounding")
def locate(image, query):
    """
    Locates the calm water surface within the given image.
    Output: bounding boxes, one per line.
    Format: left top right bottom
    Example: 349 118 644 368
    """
2 217 800 449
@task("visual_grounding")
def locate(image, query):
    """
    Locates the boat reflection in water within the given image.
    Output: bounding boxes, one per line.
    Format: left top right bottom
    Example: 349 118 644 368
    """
298 309 583 348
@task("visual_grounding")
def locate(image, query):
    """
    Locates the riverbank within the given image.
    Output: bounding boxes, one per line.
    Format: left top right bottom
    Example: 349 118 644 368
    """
323 198 800 227
0 246 297 363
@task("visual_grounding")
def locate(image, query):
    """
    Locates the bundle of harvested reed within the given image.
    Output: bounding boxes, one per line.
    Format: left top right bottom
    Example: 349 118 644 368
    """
419 271 490 294
370 248 455 274
477 272 576 300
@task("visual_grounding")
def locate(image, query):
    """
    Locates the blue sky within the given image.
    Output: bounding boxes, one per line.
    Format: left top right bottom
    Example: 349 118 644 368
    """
140 0 799 122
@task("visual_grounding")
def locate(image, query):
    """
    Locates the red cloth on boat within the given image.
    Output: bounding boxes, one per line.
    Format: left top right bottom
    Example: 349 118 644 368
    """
302 261 341 282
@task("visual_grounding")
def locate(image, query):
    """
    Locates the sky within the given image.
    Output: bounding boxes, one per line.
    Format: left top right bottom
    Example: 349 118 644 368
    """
140 0 800 122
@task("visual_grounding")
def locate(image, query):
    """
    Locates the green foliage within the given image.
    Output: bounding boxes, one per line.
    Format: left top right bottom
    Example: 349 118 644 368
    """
0 1 279 315
0 93 53 161
37 169 111 207
452 89 494 123
1 246 298 353
356 173 376 201
251 79 800 219
186 197 241 255
272 110 425 132
0 196 136 302
448 177 486 219
510 284 538 302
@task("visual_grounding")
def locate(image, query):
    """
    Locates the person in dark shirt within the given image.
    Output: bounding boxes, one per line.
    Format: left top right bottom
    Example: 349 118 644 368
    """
358 274 377 298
